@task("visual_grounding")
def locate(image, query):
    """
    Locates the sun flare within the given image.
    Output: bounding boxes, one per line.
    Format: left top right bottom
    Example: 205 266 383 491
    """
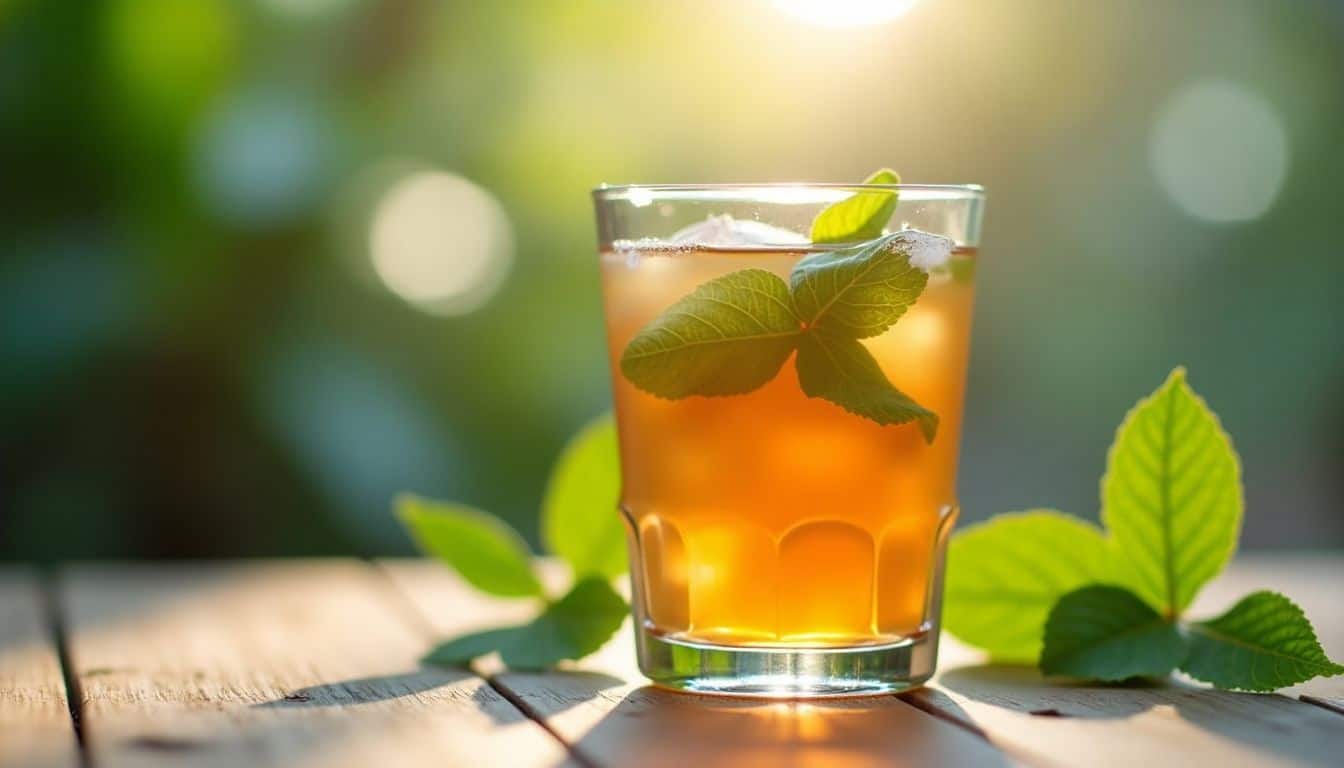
772 0 919 27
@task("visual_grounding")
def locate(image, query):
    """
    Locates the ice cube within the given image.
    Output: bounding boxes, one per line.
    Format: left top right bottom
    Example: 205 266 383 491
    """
669 214 808 247
897 229 955 271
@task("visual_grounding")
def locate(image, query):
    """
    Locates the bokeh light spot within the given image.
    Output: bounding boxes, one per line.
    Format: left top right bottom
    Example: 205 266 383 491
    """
772 0 918 27
1149 81 1289 223
369 171 514 316
193 89 329 228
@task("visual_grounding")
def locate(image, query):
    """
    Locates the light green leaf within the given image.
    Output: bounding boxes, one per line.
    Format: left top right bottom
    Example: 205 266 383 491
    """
810 168 900 244
1101 367 1242 617
1040 585 1188 680
789 232 930 339
794 329 937 441
396 495 543 598
944 510 1114 661
620 268 800 398
1183 590 1344 692
423 578 630 671
542 413 627 580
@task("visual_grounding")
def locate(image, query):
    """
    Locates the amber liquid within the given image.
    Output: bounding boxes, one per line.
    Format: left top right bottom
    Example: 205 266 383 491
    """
602 243 976 647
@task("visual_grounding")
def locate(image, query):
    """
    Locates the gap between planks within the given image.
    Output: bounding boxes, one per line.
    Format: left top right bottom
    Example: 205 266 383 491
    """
53 560 570 768
0 568 81 768
42 569 90 767
378 559 1018 768
382 555 1344 768
362 557 597 768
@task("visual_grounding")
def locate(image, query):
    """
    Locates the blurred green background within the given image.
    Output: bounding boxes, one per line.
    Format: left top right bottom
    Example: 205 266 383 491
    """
2 0 1341 561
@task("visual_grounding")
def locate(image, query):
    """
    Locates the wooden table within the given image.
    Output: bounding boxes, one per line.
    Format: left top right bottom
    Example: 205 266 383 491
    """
3 554 1341 767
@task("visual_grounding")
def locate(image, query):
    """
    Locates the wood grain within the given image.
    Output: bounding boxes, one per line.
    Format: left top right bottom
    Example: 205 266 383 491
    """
905 553 1344 768
0 568 78 768
59 561 566 768
381 559 1014 768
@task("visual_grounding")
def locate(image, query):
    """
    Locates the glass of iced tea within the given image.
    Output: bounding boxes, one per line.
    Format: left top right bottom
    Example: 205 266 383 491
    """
594 182 985 697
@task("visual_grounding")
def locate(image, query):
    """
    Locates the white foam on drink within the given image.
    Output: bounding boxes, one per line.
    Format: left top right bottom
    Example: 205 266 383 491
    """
896 230 955 271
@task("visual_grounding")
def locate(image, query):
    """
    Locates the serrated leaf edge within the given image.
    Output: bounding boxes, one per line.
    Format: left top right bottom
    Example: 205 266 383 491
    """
1099 366 1244 618
1181 590 1344 691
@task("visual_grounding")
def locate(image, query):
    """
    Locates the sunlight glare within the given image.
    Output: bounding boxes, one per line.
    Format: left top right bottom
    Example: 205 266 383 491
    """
772 0 919 27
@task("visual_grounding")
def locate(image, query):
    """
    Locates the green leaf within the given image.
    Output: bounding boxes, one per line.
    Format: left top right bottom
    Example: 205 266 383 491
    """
809 168 900 243
1101 367 1242 617
794 329 937 441
1182 590 1344 692
423 627 523 667
620 268 800 398
421 578 629 671
542 413 627 579
789 232 931 339
944 510 1114 662
1040 585 1188 681
396 495 544 598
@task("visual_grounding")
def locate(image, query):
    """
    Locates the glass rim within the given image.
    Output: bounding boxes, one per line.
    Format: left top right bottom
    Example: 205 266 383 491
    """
593 182 986 203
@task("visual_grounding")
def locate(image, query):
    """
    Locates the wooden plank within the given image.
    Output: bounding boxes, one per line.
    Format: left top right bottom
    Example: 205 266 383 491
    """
382 559 1015 768
0 568 79 768
60 561 567 768
904 553 1344 768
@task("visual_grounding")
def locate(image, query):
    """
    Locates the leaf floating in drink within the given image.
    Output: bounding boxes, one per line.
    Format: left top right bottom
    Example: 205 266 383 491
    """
619 268 801 399
790 232 930 338
810 168 901 244
616 177 954 441
796 329 938 441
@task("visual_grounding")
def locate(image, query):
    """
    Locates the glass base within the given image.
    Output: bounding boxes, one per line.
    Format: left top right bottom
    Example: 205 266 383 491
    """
635 623 938 699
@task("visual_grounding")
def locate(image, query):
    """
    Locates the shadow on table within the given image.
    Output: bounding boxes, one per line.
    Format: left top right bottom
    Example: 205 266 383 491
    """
257 667 626 726
930 663 1160 718
257 669 483 709
923 663 1344 767
561 685 1011 768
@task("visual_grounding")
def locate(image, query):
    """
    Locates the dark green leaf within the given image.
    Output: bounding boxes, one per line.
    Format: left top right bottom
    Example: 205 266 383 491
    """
421 578 630 671
1102 367 1242 617
794 329 937 440
620 268 800 398
809 168 900 243
1040 585 1188 680
542 413 626 579
944 510 1115 661
396 495 544 598
790 233 931 339
1183 590 1344 692
423 628 525 667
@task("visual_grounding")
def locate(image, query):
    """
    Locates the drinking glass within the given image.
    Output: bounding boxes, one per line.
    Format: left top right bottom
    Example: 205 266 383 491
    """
594 183 985 697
